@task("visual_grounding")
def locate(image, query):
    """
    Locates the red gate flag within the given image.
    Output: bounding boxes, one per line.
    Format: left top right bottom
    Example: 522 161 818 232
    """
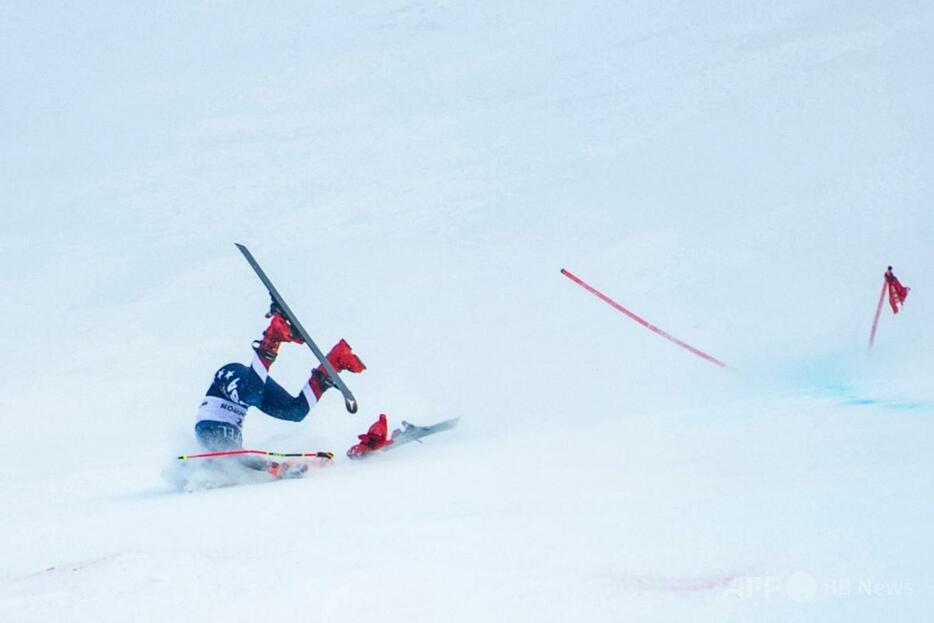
868 265 911 350
885 266 910 314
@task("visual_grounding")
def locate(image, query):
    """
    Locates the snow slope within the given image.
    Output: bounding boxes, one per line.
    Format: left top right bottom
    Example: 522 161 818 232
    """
1 1 932 621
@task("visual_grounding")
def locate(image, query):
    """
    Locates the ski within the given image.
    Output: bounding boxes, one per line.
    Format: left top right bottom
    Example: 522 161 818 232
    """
388 417 460 450
235 243 358 413
348 417 459 459
164 455 327 492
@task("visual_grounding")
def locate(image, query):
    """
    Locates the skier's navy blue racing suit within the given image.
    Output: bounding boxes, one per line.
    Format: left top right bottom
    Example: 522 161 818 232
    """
195 355 318 450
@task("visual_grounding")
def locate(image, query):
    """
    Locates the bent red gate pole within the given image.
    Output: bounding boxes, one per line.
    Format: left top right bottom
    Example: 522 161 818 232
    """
560 268 728 368
867 279 888 351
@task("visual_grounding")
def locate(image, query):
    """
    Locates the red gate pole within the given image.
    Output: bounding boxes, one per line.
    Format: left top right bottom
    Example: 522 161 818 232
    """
560 268 727 368
867 279 888 351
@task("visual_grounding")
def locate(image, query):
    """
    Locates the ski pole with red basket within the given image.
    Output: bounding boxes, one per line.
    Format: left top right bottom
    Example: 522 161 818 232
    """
178 449 334 461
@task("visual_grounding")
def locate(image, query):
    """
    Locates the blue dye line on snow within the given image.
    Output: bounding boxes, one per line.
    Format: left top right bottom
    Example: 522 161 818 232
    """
776 358 930 412
819 382 927 411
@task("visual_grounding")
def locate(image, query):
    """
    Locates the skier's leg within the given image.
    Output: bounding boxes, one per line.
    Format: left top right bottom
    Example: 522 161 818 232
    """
258 375 315 422
259 339 367 422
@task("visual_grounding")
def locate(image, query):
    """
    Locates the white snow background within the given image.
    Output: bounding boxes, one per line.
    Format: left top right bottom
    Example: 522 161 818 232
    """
1 1 932 621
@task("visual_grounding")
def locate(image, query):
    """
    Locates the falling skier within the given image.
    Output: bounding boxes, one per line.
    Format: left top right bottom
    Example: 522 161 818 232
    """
195 303 366 477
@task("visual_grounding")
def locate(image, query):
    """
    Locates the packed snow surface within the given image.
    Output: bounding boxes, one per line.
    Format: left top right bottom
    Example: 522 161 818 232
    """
1 1 932 621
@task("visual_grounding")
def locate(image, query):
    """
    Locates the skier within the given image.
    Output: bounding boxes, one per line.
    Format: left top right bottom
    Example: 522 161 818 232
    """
195 303 366 477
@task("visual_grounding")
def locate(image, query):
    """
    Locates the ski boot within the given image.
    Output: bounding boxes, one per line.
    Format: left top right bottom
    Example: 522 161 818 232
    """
346 414 394 459
325 339 366 373
252 311 304 364
309 339 366 398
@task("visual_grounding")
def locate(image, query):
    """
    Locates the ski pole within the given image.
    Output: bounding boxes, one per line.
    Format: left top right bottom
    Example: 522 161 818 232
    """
178 450 334 461
560 268 728 368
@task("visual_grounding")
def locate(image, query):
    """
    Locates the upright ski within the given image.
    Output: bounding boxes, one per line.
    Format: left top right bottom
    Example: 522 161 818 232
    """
235 243 359 413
